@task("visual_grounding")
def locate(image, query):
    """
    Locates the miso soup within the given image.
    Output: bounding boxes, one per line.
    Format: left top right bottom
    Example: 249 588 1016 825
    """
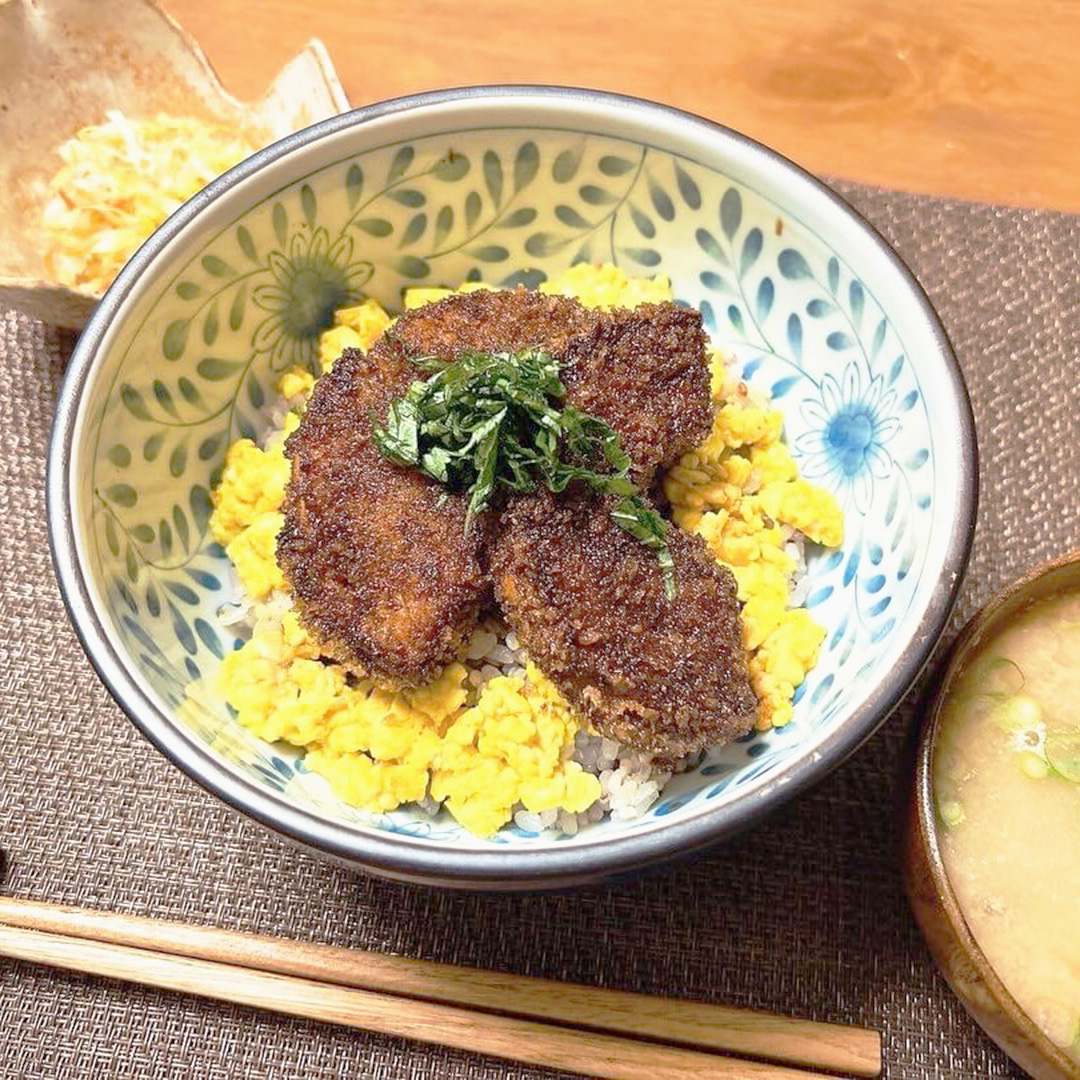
934 591 1080 1060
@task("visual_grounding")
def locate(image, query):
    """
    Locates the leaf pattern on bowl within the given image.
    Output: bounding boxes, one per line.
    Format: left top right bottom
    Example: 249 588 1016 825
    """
86 126 936 847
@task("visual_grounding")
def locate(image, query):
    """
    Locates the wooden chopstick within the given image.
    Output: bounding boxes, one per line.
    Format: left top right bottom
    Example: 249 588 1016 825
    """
0 922 837 1080
0 897 880 1077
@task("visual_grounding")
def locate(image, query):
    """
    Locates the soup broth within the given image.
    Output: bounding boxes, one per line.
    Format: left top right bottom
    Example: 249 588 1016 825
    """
934 590 1080 1060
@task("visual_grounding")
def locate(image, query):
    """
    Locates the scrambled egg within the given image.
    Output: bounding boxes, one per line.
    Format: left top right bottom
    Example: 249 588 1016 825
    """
539 261 675 309
209 413 298 603
218 609 597 835
43 112 257 294
206 264 843 834
401 281 495 310
399 262 672 313
664 362 843 728
316 298 392 372
210 289 602 835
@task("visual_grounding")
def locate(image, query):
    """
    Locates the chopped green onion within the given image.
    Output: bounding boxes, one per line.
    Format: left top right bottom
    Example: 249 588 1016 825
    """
1045 729 1080 783
1016 750 1050 781
938 799 966 828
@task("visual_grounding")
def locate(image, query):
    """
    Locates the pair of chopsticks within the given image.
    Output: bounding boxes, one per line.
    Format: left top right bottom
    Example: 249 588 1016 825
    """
0 896 880 1079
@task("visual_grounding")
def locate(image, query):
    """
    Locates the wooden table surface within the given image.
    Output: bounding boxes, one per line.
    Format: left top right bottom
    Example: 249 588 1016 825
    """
163 0 1080 215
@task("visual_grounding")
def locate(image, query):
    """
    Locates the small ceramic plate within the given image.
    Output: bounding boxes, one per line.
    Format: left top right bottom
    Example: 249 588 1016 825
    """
0 0 348 327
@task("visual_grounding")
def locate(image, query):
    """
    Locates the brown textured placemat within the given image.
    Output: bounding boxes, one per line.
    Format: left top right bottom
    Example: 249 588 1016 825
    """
3 180 1077 1079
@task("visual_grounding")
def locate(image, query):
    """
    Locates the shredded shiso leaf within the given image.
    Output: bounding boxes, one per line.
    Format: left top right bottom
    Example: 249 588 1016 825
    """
373 347 677 597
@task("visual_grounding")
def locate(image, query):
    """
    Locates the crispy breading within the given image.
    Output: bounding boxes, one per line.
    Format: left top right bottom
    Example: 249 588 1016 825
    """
278 347 486 688
489 488 758 757
280 286 715 697
370 288 711 484
560 301 712 484
372 287 597 367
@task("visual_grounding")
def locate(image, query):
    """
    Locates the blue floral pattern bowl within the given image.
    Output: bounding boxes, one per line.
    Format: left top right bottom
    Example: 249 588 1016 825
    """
49 87 977 888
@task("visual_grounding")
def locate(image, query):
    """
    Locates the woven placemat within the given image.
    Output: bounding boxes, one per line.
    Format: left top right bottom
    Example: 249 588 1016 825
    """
4 180 1077 1079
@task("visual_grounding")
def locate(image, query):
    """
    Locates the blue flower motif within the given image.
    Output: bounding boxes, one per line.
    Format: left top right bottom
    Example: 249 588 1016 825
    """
252 228 373 370
795 363 900 512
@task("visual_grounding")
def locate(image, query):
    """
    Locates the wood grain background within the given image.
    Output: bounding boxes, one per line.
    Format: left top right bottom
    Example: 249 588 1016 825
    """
162 0 1080 213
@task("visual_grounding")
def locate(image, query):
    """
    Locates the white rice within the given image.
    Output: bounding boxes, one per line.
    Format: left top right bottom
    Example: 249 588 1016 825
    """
786 533 811 607
263 394 302 441
457 616 685 833
219 514 807 838
223 583 683 834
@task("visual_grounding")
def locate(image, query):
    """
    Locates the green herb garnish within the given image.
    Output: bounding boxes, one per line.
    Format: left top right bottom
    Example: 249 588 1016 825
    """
373 347 677 597
1045 729 1080 784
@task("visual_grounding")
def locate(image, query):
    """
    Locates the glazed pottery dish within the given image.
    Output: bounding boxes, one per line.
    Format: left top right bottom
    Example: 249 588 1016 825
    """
905 552 1080 1079
50 87 977 888
0 0 347 327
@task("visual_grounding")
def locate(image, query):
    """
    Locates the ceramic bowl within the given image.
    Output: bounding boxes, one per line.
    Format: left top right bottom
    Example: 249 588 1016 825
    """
904 553 1080 1079
49 87 977 889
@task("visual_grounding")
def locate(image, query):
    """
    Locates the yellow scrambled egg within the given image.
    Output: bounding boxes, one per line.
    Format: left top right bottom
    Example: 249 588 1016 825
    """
209 412 298 602
316 298 393 373
206 264 843 834
539 262 675 309
43 112 257 294
664 363 843 728
217 612 598 835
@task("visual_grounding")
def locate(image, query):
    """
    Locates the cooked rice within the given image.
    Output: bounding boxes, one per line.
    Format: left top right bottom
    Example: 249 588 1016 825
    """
215 378 815 837
219 582 692 833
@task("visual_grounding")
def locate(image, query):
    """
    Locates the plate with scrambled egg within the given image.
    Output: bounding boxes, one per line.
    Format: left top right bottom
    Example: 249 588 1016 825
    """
0 0 346 327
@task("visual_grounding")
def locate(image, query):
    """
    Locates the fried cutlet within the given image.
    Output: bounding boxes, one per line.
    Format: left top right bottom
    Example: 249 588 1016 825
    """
559 301 712 484
279 287 713 694
371 288 712 484
371 288 598 368
488 488 758 757
277 347 486 688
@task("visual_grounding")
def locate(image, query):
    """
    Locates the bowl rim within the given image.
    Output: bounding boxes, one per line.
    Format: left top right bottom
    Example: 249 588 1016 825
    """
909 550 1080 1077
48 84 979 888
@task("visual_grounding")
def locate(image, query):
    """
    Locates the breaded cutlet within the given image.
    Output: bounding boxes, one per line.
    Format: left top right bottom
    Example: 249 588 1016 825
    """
488 487 758 757
277 347 487 688
279 286 715 693
371 288 712 485
559 301 712 485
